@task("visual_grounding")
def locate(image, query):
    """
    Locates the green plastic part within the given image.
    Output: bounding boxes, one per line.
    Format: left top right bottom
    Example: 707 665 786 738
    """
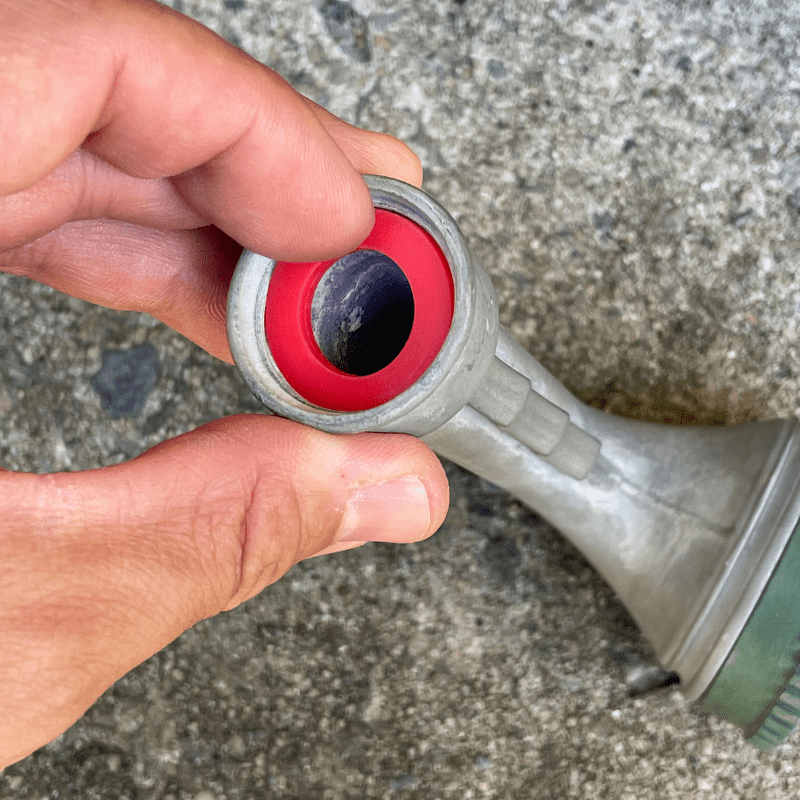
701 520 800 750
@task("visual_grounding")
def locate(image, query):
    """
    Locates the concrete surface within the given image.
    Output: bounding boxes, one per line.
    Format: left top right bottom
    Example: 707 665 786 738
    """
2 0 800 797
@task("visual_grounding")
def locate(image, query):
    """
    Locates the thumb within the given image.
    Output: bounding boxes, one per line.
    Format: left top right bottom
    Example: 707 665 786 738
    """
0 415 448 768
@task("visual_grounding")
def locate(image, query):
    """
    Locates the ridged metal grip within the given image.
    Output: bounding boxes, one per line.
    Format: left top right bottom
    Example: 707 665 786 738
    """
470 356 599 479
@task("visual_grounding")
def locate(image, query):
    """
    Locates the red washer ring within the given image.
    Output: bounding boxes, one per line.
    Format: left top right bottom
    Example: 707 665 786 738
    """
265 209 454 412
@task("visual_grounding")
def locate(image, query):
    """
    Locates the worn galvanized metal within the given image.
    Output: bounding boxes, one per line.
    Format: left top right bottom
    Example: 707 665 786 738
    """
228 176 800 749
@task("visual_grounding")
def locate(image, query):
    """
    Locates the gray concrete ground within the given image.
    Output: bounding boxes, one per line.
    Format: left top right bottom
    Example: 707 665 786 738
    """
2 0 800 797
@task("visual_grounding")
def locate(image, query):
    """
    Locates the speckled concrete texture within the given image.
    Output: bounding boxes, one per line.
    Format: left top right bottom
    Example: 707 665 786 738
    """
2 0 800 797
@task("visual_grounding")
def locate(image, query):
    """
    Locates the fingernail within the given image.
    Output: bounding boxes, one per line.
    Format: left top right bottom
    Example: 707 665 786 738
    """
338 476 431 543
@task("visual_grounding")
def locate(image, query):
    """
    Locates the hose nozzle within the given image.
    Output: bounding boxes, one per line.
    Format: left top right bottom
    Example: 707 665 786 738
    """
228 176 800 751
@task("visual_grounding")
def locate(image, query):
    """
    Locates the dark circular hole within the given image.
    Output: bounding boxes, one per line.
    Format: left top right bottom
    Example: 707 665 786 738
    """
311 250 415 376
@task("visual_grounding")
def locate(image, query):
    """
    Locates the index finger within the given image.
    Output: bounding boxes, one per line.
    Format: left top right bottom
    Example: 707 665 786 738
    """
1 0 375 260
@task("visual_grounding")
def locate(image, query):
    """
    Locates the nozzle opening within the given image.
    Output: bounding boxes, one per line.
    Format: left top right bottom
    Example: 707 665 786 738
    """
311 250 414 377
264 208 454 412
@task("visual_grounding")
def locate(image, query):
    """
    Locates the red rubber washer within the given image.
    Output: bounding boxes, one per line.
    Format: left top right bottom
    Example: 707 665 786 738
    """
265 209 454 412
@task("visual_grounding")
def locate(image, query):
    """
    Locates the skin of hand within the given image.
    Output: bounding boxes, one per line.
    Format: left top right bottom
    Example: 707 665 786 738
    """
0 0 449 770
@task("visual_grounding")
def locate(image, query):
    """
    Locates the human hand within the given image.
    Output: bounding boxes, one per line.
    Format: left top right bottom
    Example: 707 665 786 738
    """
0 0 449 769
